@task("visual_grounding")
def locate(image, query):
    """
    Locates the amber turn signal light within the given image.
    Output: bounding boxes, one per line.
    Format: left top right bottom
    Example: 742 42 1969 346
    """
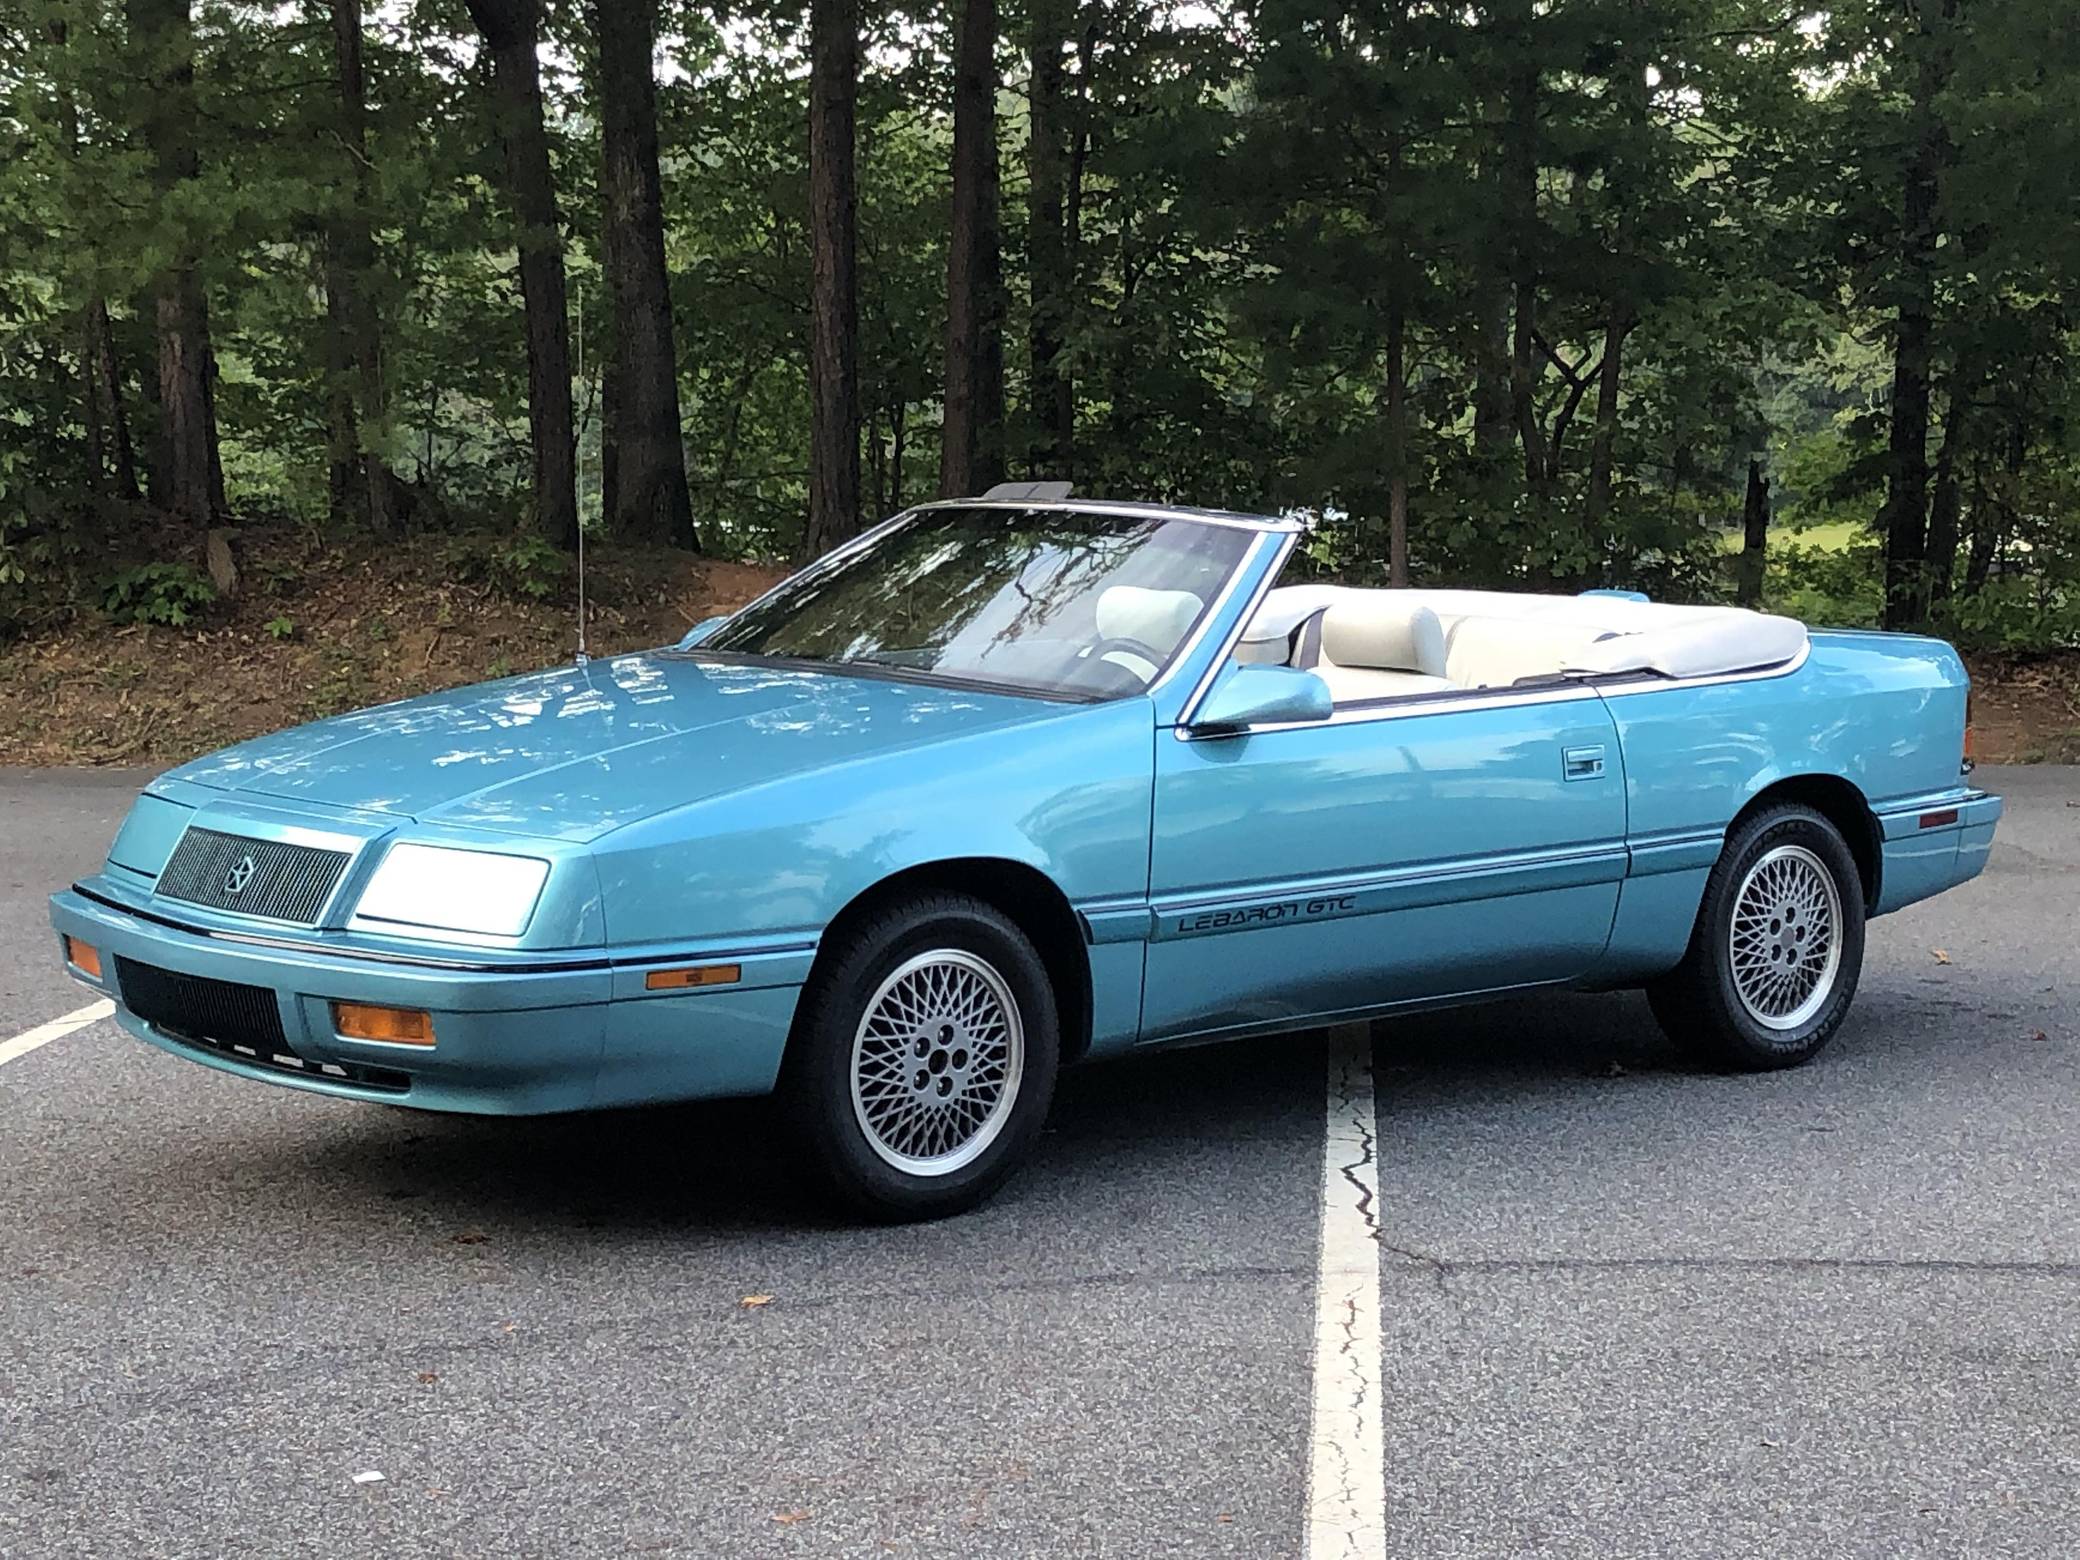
332 1001 435 1046
64 937 103 980
644 963 741 991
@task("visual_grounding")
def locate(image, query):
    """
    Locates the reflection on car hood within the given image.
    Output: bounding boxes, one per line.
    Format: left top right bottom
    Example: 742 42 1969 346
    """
160 653 1059 842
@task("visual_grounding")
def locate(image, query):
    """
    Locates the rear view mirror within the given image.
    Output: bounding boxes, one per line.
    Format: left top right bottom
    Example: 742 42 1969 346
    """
1189 664 1333 733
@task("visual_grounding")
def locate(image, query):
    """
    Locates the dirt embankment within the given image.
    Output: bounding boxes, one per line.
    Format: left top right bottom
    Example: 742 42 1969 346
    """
0 530 788 768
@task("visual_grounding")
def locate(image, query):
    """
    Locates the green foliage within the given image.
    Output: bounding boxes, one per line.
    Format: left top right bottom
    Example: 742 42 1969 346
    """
1945 578 2080 653
263 614 295 640
1 0 2077 649
441 532 573 602
99 563 216 627
1765 540 1886 629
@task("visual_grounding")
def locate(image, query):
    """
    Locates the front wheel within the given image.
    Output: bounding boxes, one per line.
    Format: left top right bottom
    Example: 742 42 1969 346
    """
1647 803 1867 1070
781 893 1060 1221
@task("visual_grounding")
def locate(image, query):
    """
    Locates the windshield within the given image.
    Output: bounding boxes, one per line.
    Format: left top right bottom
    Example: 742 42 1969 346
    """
701 506 1258 700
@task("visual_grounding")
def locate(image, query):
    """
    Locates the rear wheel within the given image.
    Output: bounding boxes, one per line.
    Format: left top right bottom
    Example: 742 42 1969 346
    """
781 893 1059 1221
1647 804 1866 1070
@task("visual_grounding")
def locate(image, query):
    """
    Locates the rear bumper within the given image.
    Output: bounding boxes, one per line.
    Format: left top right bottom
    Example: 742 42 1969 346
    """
1871 788 2003 916
49 885 801 1114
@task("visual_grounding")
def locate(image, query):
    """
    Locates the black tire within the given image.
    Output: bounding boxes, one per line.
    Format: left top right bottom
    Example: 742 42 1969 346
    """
1646 803 1867 1071
780 892 1060 1221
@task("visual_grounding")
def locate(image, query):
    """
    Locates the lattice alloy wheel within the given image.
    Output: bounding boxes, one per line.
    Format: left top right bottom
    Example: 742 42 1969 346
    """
848 948 1026 1178
1727 843 1845 1031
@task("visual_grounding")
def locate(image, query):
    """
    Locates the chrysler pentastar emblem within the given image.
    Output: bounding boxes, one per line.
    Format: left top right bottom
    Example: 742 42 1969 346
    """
224 855 256 896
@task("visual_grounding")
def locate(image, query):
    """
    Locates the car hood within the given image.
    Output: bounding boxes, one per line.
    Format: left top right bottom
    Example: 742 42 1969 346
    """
160 653 1065 842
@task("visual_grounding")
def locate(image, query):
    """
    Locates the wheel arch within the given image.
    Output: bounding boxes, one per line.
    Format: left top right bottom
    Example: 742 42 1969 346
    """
1733 774 1881 907
810 858 1094 1065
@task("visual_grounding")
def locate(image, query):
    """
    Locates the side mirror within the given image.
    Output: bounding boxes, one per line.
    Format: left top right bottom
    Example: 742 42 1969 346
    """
1189 664 1333 733
676 615 727 650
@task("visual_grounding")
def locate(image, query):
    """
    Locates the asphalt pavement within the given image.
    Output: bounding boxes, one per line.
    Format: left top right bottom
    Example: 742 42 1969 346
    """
1 764 2074 1558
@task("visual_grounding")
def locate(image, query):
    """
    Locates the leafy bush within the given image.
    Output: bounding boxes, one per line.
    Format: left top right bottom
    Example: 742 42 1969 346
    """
99 563 217 627
1764 539 1883 628
1944 576 2080 652
441 532 573 602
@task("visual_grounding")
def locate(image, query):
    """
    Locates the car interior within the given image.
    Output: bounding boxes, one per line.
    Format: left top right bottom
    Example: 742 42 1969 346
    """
1090 582 1811 709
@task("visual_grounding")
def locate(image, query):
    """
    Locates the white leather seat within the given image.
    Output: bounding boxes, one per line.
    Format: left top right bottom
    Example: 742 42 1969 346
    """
1313 599 1454 704
1094 585 1203 682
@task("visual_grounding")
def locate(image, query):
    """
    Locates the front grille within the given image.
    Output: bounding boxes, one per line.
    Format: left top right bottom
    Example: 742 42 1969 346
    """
116 956 286 1051
155 827 351 924
114 956 407 1093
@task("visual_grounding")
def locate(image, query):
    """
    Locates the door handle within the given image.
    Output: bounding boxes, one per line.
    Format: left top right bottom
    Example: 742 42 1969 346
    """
1562 744 1606 781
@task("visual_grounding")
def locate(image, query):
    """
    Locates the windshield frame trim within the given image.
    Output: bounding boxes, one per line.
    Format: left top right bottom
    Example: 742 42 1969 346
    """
905 497 1302 533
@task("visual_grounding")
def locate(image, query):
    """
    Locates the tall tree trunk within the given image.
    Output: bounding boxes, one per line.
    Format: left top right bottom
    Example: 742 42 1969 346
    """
1737 457 1769 607
801 0 861 559
1583 315 1629 535
326 0 397 531
88 301 140 501
127 0 219 523
321 241 360 515
890 398 907 510
597 0 698 550
1382 25 1411 589
1385 284 1410 588
1065 21 1094 270
49 21 137 502
1965 412 2021 595
1582 17 1643 549
940 0 1005 497
1471 289 1513 475
465 0 578 549
1926 376 1969 612
1877 0 1954 629
1501 29 1545 507
1026 0 1073 476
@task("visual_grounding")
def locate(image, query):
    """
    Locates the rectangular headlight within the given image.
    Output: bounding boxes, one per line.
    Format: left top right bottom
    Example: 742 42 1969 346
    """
350 843 550 939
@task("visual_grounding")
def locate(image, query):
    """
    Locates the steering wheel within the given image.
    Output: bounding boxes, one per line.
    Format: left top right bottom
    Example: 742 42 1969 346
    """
1089 635 1166 687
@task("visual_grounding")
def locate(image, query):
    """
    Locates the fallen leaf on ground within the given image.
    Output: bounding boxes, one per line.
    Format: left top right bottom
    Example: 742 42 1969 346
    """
2031 1029 2050 1042
739 1294 775 1310
450 1231 489 1245
417 1371 439 1384
1931 949 1951 964
771 1510 811 1525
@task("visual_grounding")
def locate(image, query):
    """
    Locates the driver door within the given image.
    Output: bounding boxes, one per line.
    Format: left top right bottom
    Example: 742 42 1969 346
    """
1140 691 1628 1042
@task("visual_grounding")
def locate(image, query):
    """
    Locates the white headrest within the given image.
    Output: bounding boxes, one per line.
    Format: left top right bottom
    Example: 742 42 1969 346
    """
1096 585 1202 653
1320 600 1447 677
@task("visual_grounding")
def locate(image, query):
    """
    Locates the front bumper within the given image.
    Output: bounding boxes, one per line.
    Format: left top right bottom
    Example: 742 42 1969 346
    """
50 885 804 1114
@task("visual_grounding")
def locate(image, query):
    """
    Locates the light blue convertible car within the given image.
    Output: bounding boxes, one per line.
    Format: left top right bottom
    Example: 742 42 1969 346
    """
52 494 2001 1217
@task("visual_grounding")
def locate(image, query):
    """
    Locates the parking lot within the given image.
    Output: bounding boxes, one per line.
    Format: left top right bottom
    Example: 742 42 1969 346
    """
3 764 2075 1558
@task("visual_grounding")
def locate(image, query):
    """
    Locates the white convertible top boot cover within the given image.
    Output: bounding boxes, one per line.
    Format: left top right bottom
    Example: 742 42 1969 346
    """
1245 585 1806 685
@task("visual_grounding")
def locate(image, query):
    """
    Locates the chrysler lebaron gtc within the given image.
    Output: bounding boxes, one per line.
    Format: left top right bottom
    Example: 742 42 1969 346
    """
51 495 2002 1217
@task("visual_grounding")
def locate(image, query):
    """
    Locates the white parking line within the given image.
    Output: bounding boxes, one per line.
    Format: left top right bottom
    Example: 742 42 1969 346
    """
1305 1022 1387 1560
0 999 114 1069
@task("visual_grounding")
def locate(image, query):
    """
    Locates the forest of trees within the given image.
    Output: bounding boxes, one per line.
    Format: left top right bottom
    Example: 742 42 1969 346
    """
2 0 2077 646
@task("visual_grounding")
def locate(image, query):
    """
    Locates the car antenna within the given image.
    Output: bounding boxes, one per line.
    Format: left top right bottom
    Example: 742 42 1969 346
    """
574 280 590 666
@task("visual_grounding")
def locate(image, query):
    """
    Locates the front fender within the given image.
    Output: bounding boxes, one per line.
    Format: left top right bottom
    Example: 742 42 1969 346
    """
585 697 1157 947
